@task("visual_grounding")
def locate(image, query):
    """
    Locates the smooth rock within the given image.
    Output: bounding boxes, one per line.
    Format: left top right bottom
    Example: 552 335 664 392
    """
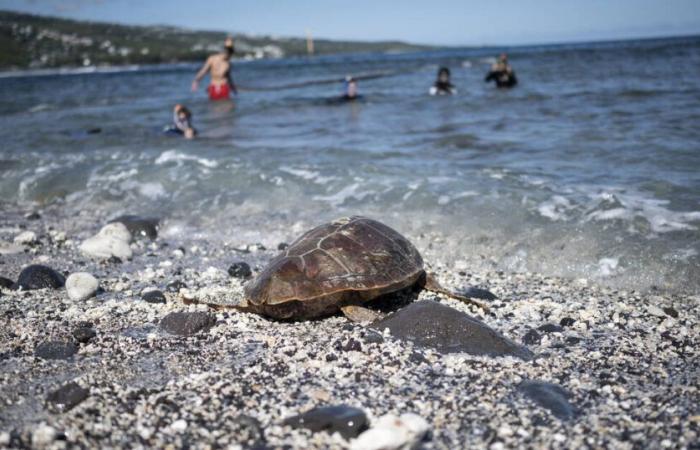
142 290 166 304
80 223 132 260
538 323 564 333
109 215 159 240
560 317 576 327
0 276 14 289
165 280 187 293
14 231 37 245
284 405 368 439
351 413 430 450
31 424 56 447
522 329 541 345
662 307 679 318
462 286 498 300
46 382 89 412
518 380 577 420
14 265 66 290
72 326 96 344
34 341 78 360
65 272 99 301
25 212 41 220
160 312 215 336
372 300 533 360
0 242 25 255
228 262 252 278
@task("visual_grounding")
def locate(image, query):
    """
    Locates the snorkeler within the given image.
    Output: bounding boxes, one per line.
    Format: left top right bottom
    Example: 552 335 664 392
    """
430 67 456 95
164 104 196 139
485 53 518 88
191 37 238 101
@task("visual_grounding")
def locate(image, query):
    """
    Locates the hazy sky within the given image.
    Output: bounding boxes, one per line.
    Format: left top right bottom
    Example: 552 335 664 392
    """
2 0 699 45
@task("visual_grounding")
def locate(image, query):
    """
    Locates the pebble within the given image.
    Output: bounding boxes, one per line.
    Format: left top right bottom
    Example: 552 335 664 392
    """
662 307 679 318
46 381 89 412
228 261 252 278
462 286 498 300
284 405 368 439
142 289 166 304
0 276 14 289
72 326 97 344
31 424 56 447
560 317 576 327
109 215 159 240
518 380 577 420
0 242 25 255
166 280 187 293
80 222 133 260
14 230 37 245
14 265 66 290
159 312 216 336
34 341 78 360
522 329 542 345
350 413 430 450
25 212 41 220
538 323 564 333
372 300 533 360
65 272 99 301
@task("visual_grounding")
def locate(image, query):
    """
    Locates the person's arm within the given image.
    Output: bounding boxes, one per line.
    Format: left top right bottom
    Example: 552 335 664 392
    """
191 58 211 91
485 71 496 82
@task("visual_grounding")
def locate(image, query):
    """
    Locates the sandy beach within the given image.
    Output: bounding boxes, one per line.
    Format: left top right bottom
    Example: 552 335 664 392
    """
1 203 697 449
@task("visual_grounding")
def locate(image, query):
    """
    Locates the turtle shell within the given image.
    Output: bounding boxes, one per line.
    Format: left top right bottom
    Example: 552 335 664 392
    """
243 216 424 319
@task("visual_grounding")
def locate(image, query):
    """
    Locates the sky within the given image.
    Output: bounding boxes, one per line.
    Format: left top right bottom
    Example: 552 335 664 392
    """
1 0 699 46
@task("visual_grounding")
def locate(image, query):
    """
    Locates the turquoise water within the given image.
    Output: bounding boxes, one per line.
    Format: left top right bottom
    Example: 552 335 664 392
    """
1 36 699 293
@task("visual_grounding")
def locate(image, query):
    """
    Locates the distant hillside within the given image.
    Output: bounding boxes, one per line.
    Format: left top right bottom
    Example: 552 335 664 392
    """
0 10 434 70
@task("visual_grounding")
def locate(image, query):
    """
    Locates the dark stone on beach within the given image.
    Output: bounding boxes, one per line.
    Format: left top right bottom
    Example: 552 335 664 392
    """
107 255 122 264
565 336 581 345
14 265 65 290
72 326 96 344
142 290 166 304
278 242 289 251
160 312 215 336
462 287 498 300
34 341 78 360
518 380 577 420
372 300 533 360
109 215 159 240
663 307 679 319
86 127 102 134
165 280 187 293
46 382 89 412
283 405 368 439
25 212 41 220
228 262 252 279
538 323 564 333
522 329 542 345
0 276 13 289
341 338 362 352
362 330 384 344
560 317 576 327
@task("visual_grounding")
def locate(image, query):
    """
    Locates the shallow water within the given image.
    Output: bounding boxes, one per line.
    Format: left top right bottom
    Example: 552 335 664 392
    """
1 36 699 293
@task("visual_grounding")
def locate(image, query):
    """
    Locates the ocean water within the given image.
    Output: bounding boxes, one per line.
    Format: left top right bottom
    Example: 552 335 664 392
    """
1 36 699 293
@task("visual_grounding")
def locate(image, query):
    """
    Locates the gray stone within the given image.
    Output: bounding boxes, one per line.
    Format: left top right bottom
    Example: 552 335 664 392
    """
109 215 159 240
65 272 99 301
34 341 78 360
283 405 368 439
518 380 577 420
160 312 215 336
46 382 89 412
372 300 533 360
142 290 166 304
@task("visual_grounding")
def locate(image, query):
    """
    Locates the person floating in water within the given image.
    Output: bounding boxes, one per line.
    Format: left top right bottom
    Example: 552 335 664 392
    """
342 76 360 101
485 53 518 88
430 67 456 95
164 104 196 138
191 37 238 101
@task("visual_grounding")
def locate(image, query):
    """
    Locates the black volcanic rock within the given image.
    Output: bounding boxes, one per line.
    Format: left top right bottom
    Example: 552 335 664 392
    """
160 312 215 336
518 380 577 420
14 265 65 290
109 215 159 239
283 405 368 439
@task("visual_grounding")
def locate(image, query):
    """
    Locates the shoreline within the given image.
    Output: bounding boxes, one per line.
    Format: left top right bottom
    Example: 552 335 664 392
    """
0 204 697 448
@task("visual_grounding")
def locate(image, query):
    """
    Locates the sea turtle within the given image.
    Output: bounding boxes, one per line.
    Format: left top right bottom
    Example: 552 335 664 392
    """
219 216 489 322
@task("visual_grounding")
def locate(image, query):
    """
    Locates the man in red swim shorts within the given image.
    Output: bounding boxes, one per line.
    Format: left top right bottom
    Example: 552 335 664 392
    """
192 37 238 101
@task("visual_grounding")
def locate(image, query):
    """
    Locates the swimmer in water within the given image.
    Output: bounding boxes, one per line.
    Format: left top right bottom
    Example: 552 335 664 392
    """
430 67 456 95
485 53 518 88
191 37 238 101
164 104 196 139
343 76 360 100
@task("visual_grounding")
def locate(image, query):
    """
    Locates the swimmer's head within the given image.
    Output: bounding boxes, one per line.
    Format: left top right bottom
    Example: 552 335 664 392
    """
224 36 235 57
174 104 191 119
345 76 358 98
499 53 508 63
438 67 451 83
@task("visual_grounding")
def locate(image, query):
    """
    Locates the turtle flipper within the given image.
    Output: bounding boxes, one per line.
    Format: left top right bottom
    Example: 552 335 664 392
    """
422 272 491 312
340 305 384 323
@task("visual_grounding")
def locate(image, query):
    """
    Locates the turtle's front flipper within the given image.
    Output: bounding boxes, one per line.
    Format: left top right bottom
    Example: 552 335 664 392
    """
340 305 384 324
422 272 491 312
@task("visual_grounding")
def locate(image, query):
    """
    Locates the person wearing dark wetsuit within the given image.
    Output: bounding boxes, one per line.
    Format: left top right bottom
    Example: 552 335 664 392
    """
485 53 518 88
430 67 456 95
164 104 196 138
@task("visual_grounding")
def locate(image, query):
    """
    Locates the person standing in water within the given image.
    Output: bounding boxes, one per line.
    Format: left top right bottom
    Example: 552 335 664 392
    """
343 76 360 100
485 53 518 88
430 67 456 95
191 37 238 100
